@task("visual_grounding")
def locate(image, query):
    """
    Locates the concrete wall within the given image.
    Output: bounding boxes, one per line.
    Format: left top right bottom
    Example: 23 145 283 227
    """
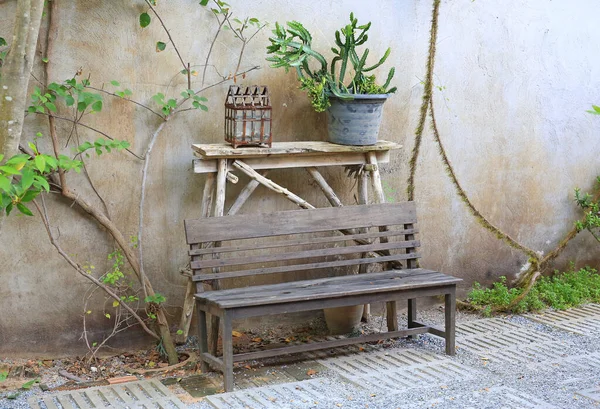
1 0 599 355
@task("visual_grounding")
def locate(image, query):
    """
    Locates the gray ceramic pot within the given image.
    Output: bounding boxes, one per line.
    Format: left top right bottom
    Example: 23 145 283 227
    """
326 94 389 146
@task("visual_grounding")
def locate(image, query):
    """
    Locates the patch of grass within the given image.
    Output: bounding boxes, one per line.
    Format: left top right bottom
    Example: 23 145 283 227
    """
467 266 600 316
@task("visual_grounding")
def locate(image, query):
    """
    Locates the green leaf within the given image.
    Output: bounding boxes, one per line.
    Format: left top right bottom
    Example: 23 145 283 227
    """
6 202 13 216
92 100 103 112
176 329 184 335
156 41 167 52
45 102 57 112
20 189 39 203
16 203 33 216
21 378 39 390
0 166 20 175
110 80 120 87
6 154 30 167
140 12 151 28
0 371 8 382
65 95 75 106
33 176 50 192
199 0 209 5
34 155 46 172
0 175 11 192
20 168 34 190
77 101 88 112
0 37 6 47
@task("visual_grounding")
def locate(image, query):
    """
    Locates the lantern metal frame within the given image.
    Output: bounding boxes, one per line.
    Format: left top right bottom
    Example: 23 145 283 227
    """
224 85 272 148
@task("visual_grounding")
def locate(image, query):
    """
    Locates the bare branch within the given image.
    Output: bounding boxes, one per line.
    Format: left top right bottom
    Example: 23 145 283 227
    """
33 197 160 340
144 0 188 72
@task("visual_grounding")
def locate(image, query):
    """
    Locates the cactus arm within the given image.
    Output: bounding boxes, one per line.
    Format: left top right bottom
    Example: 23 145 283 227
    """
382 67 395 90
364 47 391 72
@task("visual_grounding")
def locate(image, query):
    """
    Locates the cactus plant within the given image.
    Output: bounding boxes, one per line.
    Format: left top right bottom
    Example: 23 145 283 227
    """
267 13 397 112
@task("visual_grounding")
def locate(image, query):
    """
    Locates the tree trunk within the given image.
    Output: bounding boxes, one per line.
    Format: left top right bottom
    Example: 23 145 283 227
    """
0 0 45 231
0 0 45 159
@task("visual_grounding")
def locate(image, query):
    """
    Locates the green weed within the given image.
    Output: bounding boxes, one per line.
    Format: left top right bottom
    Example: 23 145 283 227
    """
467 266 600 316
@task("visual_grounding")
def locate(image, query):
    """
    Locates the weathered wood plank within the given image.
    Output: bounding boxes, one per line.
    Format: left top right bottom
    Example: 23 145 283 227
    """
188 229 418 256
192 140 401 158
193 151 392 173
195 269 461 308
185 202 417 243
231 326 433 362
192 253 420 282
192 240 420 270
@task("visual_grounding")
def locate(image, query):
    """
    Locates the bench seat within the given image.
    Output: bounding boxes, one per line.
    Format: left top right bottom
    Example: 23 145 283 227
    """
196 268 460 309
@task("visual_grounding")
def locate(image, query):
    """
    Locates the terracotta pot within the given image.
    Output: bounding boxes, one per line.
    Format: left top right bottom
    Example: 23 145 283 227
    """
323 305 364 335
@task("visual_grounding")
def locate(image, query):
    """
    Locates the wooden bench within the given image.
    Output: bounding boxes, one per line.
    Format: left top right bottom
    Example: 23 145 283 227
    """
184 202 462 391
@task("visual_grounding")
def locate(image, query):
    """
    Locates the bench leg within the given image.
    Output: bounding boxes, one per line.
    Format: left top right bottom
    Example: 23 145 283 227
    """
221 312 234 392
197 308 209 373
445 288 456 356
407 298 417 339
386 301 398 331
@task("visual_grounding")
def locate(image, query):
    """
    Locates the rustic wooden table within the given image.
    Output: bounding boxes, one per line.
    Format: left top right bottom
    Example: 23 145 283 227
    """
177 140 402 344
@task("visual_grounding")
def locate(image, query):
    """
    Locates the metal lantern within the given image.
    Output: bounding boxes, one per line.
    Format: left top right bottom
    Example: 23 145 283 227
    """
224 85 272 148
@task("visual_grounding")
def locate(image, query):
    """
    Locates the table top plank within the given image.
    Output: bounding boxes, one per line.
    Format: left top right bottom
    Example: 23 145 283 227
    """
192 140 401 159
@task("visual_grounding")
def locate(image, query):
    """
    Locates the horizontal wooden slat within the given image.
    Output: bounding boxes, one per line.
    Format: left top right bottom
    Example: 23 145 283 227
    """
192 253 419 282
191 240 420 270
231 326 438 362
195 269 461 307
200 353 224 371
188 229 418 256
185 202 416 244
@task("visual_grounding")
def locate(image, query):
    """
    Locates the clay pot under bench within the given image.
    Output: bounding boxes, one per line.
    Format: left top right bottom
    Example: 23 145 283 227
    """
323 305 364 335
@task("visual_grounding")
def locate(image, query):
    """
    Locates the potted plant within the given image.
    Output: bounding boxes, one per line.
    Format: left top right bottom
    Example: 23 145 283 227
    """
267 13 397 146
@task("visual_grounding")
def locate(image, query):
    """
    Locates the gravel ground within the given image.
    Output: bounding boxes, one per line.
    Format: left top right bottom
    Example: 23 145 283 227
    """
3 306 600 408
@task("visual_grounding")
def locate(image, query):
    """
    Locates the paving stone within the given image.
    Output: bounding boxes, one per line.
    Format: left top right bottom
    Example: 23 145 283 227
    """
317 348 476 394
406 386 557 409
528 304 600 336
28 379 185 409
205 378 344 409
456 318 565 366
576 387 600 403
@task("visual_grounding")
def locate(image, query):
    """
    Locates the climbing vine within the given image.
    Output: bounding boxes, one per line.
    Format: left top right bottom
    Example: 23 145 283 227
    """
411 0 597 307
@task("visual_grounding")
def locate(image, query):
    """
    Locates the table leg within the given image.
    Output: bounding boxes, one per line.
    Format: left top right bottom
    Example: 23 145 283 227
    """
367 152 398 331
209 159 228 356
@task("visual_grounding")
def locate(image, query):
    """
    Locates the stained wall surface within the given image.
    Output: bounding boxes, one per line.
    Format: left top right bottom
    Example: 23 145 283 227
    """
1 0 599 354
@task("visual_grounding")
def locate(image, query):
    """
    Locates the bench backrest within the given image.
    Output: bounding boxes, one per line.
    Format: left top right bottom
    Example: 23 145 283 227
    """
184 202 420 289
